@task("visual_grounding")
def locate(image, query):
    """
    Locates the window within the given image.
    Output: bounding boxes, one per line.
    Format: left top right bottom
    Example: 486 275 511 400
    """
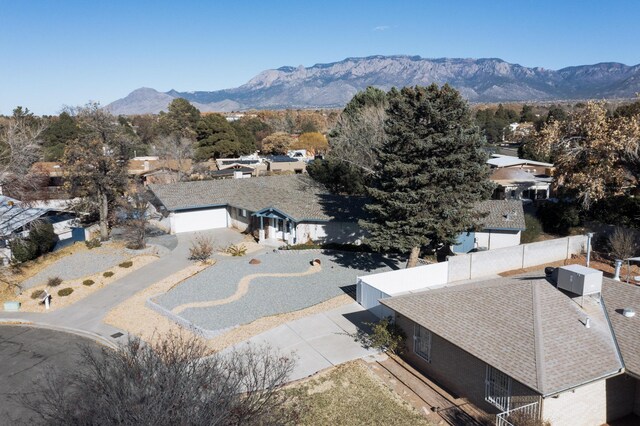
239 209 247 218
485 365 511 411
413 324 431 362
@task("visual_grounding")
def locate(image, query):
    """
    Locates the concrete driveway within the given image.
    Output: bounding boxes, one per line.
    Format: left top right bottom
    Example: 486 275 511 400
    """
229 302 383 382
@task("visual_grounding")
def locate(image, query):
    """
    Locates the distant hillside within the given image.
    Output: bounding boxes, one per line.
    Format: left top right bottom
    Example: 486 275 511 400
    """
106 55 640 114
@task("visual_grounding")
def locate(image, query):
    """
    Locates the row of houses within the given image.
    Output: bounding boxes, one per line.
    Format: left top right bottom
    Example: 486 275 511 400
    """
148 174 527 252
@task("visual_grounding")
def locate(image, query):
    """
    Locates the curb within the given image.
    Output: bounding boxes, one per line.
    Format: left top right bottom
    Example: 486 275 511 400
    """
0 319 119 349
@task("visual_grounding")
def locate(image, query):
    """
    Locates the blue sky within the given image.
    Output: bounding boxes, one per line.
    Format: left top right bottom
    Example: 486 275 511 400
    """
1 0 638 115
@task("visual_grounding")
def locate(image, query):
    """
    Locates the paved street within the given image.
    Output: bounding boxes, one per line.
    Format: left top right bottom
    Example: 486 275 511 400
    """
0 325 105 423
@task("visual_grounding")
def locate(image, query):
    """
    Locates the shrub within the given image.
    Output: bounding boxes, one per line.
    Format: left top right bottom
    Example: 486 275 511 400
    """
353 317 406 355
225 244 247 257
189 234 214 262
30 289 45 299
118 261 133 268
85 238 102 249
521 213 543 244
57 287 74 297
590 196 640 229
9 221 58 263
10 238 38 263
22 334 299 425
47 277 63 287
537 201 582 235
103 271 114 278
82 279 95 286
608 227 639 260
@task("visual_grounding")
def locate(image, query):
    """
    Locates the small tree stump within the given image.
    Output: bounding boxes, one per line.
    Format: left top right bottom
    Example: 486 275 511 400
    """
311 258 321 266
249 258 261 265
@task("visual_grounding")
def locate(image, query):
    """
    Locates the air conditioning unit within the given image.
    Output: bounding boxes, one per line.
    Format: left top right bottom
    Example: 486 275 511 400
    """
557 265 602 296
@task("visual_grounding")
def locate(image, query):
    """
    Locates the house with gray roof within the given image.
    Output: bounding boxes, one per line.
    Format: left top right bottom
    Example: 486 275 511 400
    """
452 199 526 253
379 269 640 425
148 175 365 245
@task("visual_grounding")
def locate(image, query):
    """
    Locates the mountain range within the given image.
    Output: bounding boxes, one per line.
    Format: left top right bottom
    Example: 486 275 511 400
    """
106 55 640 115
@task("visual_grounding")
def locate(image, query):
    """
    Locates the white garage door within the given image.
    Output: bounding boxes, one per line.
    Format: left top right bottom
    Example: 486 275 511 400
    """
171 208 229 233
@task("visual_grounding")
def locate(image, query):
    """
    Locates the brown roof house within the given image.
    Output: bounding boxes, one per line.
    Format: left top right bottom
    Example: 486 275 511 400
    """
487 155 554 201
149 174 365 246
380 266 640 425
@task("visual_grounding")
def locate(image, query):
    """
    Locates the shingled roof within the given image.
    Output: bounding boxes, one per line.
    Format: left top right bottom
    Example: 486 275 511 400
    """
602 278 640 378
475 199 526 231
149 175 365 222
381 274 623 396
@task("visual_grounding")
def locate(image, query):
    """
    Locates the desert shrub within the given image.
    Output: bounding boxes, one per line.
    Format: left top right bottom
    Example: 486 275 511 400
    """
189 234 214 262
521 213 543 244
21 333 298 425
57 287 74 297
30 289 45 299
82 279 95 286
225 244 247 257
85 238 102 249
47 277 63 287
537 201 582 235
103 271 114 278
354 317 406 355
118 260 133 268
608 227 639 260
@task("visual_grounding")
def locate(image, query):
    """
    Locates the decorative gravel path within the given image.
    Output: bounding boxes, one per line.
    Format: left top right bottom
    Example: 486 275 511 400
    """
20 245 130 290
154 251 399 332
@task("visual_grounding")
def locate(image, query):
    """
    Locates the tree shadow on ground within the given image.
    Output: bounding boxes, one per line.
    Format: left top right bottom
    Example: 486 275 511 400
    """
323 250 403 273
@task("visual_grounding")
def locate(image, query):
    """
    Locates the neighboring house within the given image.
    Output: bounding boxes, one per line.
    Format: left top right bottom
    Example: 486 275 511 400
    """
452 200 526 253
264 156 306 174
488 154 554 201
207 166 254 180
0 196 77 264
148 175 365 245
379 267 640 426
127 157 192 178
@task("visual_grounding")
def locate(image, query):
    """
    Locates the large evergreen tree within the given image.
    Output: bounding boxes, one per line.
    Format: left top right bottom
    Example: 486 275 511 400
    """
195 114 242 160
361 84 493 267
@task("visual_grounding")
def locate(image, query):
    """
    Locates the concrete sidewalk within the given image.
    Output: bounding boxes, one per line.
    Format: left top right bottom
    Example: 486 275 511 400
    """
228 302 383 382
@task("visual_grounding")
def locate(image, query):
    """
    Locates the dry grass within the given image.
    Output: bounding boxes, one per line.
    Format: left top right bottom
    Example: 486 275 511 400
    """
499 254 640 284
13 255 158 312
285 361 433 426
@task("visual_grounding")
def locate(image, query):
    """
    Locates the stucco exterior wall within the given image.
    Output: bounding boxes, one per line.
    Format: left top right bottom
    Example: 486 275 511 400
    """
541 377 628 426
295 221 363 244
475 230 521 250
395 315 539 415
228 206 251 232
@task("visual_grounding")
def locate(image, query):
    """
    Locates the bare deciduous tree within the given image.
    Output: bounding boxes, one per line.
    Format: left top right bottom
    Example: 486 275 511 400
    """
152 134 194 182
328 87 388 175
119 184 151 250
21 333 298 425
608 227 639 260
0 112 46 200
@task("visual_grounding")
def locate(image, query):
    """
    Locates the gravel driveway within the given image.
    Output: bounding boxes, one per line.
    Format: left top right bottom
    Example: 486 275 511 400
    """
155 250 399 332
21 245 130 290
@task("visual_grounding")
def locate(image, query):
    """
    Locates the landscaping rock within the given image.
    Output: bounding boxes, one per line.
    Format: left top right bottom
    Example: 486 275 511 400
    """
249 259 261 265
312 258 321 266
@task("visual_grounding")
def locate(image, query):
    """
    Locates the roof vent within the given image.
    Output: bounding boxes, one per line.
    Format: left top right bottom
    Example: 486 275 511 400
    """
623 308 636 318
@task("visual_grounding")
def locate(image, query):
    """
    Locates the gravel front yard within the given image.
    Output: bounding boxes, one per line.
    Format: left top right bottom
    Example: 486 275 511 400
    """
155 251 399 332
20 244 131 290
